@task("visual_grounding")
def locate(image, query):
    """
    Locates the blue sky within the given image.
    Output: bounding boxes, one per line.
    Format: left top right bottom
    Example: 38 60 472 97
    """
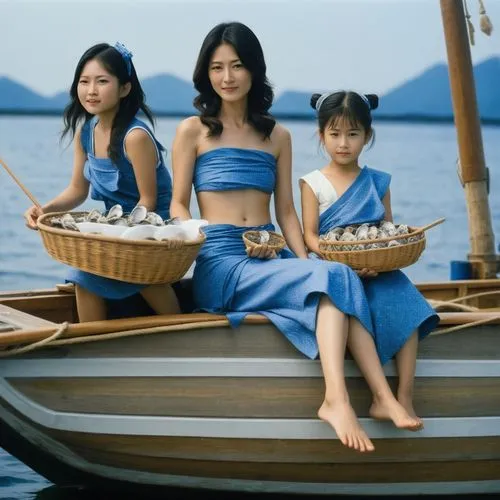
1 0 499 97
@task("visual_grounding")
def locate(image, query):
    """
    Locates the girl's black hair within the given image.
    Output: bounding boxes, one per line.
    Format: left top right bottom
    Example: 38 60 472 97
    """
61 43 155 164
310 91 378 144
193 22 275 139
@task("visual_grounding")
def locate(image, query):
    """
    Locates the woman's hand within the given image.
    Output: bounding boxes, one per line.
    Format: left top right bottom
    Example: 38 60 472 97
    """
246 244 277 260
356 268 378 278
24 205 44 230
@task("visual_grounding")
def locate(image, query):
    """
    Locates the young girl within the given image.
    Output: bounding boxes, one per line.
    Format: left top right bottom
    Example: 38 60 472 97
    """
300 90 440 424
24 42 179 322
171 22 424 453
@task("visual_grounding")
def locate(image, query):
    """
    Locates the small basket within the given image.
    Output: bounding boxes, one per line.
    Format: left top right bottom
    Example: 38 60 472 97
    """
243 230 286 253
318 218 445 272
37 212 206 284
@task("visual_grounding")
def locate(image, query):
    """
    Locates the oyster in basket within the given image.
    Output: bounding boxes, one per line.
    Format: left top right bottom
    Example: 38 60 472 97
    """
396 224 410 235
380 221 397 236
355 223 369 240
259 230 270 244
367 225 379 240
388 239 401 247
143 211 164 226
128 205 148 225
105 204 123 223
86 208 106 223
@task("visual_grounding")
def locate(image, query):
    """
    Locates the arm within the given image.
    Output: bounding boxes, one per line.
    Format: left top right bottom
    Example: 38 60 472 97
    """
170 117 200 220
125 128 159 211
25 128 89 228
273 126 308 259
382 188 393 222
300 180 322 255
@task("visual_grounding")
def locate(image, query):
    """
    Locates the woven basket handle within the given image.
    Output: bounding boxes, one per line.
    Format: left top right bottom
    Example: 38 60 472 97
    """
418 217 446 232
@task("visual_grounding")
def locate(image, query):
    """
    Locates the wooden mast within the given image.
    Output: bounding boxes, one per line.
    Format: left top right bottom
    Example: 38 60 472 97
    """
439 0 497 278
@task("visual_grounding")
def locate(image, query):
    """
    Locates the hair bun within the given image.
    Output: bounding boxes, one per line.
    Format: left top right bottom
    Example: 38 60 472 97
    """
310 93 322 110
365 94 379 111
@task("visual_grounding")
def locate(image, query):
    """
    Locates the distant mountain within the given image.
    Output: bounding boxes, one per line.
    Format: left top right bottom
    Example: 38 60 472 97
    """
0 77 49 109
0 74 196 115
271 91 314 116
46 91 69 109
1 56 499 121
380 57 500 120
142 73 196 113
271 56 500 121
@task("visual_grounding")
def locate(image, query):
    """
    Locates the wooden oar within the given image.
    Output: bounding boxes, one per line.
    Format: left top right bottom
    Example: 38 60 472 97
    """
0 157 42 208
419 217 446 232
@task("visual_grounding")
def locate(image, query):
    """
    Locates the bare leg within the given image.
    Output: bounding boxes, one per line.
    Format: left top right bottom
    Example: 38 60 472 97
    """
347 318 421 431
395 331 423 427
140 284 181 315
75 284 107 322
316 296 374 452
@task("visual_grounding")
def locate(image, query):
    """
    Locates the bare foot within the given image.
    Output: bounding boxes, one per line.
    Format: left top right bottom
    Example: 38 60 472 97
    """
318 400 375 452
397 394 424 430
369 396 422 431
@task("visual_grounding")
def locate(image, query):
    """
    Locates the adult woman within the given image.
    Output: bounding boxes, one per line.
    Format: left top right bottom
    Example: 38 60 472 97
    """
170 22 421 452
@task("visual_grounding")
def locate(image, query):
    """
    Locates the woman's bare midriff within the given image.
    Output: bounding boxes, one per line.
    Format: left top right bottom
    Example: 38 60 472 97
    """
197 190 272 226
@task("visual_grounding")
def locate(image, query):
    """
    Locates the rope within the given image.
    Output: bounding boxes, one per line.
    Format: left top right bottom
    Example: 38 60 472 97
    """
0 320 229 358
428 289 500 335
1 291 499 357
0 322 69 358
431 314 500 336
427 300 478 312
438 289 500 303
44 320 230 346
464 0 476 45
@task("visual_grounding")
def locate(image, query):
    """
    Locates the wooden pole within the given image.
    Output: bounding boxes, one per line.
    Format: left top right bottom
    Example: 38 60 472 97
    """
439 0 497 278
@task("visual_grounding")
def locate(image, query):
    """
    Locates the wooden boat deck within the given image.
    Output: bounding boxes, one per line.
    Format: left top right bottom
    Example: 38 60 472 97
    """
1 279 499 495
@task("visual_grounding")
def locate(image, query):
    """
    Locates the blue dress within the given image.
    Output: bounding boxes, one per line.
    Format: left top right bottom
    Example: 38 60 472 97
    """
66 117 173 299
192 148 376 360
317 166 439 364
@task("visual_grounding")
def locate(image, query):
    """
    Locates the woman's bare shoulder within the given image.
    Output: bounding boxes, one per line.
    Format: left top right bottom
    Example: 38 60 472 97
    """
271 122 292 152
176 116 203 140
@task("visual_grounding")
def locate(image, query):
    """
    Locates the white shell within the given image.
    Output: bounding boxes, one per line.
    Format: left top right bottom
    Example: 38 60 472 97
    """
355 223 369 240
259 230 270 244
105 204 123 222
61 213 79 231
144 212 164 226
128 205 148 224
388 239 401 247
86 208 104 223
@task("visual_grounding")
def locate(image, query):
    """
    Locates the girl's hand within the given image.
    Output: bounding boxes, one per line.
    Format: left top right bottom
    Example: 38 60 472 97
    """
24 205 44 230
356 268 378 278
246 244 278 260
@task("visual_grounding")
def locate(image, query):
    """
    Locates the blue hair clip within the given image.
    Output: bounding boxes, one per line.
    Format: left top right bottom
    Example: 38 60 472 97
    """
114 42 133 76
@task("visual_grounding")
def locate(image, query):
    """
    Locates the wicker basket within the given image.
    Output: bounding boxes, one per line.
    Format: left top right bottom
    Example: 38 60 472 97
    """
37 212 206 284
243 230 286 253
318 218 445 272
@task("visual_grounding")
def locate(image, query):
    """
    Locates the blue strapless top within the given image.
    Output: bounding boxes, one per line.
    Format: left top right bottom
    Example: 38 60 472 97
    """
193 147 276 194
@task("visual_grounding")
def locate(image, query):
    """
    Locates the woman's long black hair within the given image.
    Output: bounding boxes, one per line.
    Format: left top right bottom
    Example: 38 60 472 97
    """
193 22 275 139
61 43 155 164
